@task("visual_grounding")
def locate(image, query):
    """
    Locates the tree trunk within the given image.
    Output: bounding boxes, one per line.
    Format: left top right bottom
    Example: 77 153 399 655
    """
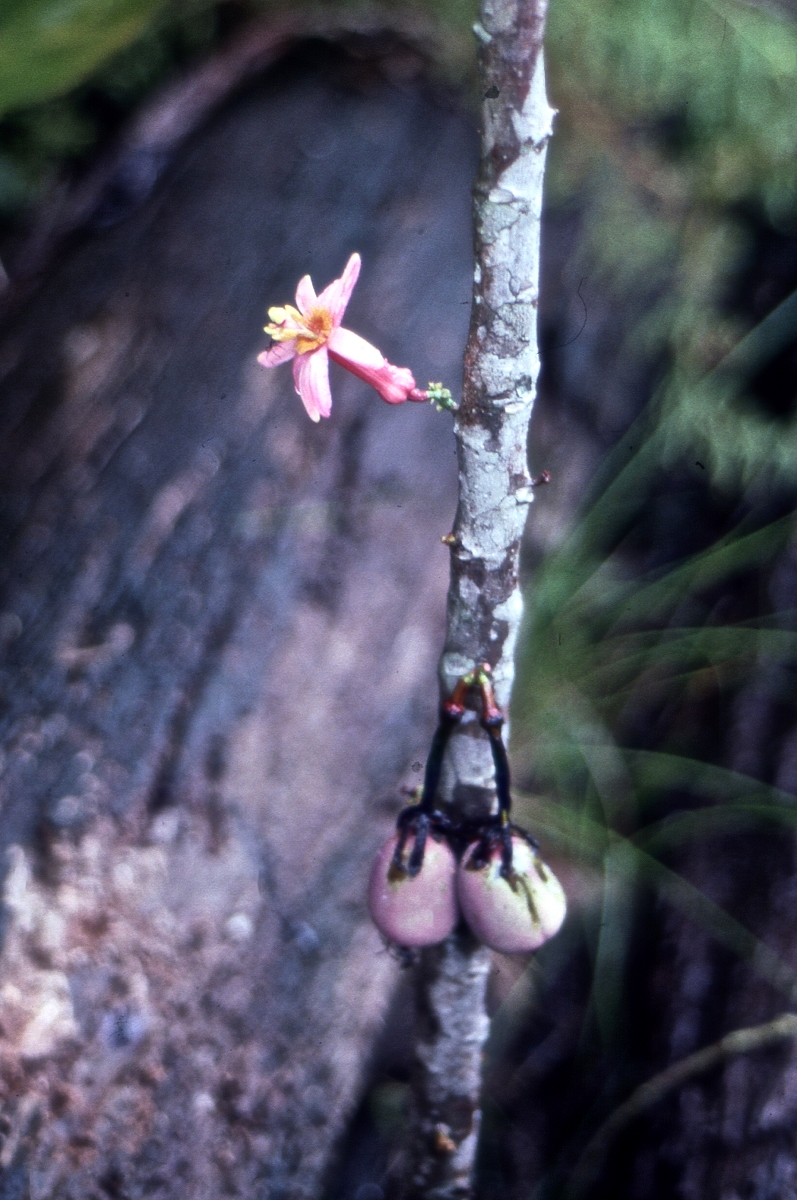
0 41 477 1200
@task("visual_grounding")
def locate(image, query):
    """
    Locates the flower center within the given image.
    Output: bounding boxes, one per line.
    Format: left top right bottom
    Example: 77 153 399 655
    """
295 306 333 354
264 304 333 354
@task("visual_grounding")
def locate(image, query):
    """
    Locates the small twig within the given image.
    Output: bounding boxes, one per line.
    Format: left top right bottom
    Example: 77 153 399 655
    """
565 1012 797 1200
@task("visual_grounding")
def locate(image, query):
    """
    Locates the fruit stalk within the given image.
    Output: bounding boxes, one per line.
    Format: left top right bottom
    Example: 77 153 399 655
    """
399 0 555 1194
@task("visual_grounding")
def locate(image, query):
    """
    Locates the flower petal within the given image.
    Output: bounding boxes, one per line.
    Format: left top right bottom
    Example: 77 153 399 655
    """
328 344 418 405
327 325 385 370
295 275 317 316
293 346 332 422
317 253 361 325
370 362 418 405
258 342 296 368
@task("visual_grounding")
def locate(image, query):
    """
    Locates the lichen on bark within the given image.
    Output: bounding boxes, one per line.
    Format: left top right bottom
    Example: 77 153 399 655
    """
401 0 555 1195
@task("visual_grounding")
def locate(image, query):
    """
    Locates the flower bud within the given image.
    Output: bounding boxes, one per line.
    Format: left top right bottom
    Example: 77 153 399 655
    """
368 832 458 947
457 836 566 954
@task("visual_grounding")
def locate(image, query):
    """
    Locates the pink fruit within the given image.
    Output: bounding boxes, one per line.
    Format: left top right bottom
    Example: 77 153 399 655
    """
368 832 458 947
457 836 566 954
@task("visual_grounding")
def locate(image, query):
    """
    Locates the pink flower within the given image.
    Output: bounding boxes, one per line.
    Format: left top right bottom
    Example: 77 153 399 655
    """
257 253 429 422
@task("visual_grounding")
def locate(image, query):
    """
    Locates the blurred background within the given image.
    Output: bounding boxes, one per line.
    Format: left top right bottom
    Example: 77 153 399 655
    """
0 0 796 1198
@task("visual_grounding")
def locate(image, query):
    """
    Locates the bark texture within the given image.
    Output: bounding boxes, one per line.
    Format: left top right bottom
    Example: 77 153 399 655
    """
0 42 478 1200
401 2 554 1196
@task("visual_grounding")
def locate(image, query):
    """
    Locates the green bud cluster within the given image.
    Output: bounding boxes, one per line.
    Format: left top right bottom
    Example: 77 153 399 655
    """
427 382 457 412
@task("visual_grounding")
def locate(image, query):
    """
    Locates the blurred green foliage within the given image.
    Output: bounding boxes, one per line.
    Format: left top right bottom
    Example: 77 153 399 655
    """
503 40 797 1170
0 0 171 115
506 429 797 1194
547 0 797 488
514 0 797 1069
0 0 223 217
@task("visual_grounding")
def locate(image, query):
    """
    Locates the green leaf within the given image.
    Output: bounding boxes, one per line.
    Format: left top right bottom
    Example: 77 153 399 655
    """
515 791 797 1002
589 842 638 1049
634 804 797 856
581 626 797 699
0 0 172 116
622 749 797 810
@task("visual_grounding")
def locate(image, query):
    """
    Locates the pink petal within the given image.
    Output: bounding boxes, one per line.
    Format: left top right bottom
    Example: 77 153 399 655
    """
258 342 296 368
295 274 317 316
317 253 361 325
370 363 418 405
293 346 332 422
327 325 385 370
328 338 418 405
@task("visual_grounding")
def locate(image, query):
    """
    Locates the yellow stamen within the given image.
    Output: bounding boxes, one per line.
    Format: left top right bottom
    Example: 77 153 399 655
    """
264 324 298 342
264 304 300 342
264 303 333 351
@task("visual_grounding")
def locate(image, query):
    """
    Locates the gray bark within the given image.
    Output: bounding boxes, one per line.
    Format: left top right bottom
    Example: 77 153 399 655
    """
401 2 554 1196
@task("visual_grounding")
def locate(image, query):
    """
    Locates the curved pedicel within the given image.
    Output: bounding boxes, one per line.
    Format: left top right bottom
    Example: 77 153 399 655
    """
455 668 567 953
367 665 567 953
367 705 459 948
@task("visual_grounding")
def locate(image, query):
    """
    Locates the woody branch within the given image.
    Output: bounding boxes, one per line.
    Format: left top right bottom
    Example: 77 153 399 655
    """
400 0 554 1195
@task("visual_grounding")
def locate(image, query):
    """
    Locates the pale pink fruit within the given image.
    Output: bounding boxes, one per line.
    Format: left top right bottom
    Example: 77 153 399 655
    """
258 253 427 421
457 836 567 954
368 832 458 947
